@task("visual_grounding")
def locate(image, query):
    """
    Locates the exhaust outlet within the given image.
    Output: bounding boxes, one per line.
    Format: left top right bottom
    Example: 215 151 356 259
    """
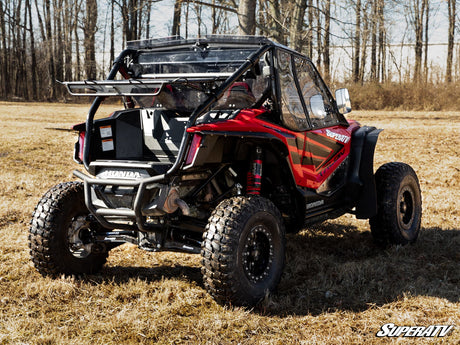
174 198 190 216
164 188 190 216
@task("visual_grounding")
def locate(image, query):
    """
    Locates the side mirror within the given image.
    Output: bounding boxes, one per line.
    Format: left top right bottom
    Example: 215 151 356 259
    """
310 94 327 119
262 66 271 78
335 88 352 114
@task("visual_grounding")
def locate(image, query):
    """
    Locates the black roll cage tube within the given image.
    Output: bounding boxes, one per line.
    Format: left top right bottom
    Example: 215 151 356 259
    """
82 44 272 183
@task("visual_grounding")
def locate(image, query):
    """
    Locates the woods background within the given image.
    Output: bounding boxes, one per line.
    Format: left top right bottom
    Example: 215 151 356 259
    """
0 0 459 109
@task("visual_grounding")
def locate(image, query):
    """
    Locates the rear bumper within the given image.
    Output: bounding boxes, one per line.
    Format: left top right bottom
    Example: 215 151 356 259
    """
73 169 168 231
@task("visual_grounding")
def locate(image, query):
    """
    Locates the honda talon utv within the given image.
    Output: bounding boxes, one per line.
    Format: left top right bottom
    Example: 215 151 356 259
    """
29 35 422 307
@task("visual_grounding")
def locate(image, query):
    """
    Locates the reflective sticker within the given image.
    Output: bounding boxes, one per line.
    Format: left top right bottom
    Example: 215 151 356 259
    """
99 125 112 138
102 139 114 151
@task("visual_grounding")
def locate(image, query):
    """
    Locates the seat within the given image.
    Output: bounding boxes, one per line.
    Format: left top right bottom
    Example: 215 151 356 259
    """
223 82 256 109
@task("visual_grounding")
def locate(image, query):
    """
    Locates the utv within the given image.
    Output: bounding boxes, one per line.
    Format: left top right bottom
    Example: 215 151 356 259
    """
29 35 422 306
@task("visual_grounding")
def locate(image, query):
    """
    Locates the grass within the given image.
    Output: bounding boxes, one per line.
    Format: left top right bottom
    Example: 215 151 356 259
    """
0 102 458 344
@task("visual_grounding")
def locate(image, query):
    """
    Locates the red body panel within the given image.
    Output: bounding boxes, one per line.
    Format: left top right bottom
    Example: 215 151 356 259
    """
188 109 361 190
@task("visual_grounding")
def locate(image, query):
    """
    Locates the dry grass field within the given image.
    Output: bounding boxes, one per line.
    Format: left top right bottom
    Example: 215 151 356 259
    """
0 102 458 344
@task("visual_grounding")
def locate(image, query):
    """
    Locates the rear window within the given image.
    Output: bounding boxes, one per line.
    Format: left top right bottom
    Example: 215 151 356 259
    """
133 48 258 77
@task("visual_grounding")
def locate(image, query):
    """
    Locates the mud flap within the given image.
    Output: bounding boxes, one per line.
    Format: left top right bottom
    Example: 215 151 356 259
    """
348 126 383 219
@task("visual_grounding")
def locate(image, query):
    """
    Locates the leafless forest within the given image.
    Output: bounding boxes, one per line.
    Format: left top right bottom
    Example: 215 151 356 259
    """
0 0 459 106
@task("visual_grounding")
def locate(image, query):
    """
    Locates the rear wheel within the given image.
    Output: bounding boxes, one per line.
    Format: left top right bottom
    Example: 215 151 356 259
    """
201 196 285 307
370 162 422 246
29 182 108 276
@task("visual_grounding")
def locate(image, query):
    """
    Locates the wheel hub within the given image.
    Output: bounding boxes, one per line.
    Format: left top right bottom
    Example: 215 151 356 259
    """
68 215 94 258
242 225 274 283
398 186 415 231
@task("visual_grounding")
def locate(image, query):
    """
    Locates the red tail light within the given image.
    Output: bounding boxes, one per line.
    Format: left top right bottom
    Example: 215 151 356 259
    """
185 134 202 166
78 132 85 162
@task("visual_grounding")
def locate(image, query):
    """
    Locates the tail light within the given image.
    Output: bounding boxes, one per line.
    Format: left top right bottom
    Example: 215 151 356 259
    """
185 134 202 166
73 131 85 164
72 122 86 164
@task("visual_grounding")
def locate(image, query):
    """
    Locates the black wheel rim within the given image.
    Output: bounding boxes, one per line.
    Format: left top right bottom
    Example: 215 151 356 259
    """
67 215 94 258
398 185 415 235
242 224 274 283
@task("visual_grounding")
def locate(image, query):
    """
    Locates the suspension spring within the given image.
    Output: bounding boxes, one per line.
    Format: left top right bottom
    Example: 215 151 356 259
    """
247 146 263 195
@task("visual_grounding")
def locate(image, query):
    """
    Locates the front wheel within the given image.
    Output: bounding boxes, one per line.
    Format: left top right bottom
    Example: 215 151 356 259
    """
201 196 285 307
370 162 422 246
29 182 108 277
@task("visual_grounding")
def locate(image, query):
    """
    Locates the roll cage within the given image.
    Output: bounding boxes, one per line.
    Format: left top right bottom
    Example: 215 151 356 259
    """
64 35 346 176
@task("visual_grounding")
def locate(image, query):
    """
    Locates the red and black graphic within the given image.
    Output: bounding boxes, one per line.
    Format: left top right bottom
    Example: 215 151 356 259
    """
303 132 345 171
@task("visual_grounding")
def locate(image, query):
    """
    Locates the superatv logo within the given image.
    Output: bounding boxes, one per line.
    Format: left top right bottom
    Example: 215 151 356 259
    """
376 323 454 338
325 129 350 143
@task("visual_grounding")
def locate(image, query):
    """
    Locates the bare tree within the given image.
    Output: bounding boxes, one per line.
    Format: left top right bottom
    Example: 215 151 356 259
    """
352 0 361 83
238 0 256 35
289 0 307 51
0 1 9 97
172 0 181 36
84 0 97 79
323 0 331 83
446 0 456 82
377 0 385 82
407 0 429 83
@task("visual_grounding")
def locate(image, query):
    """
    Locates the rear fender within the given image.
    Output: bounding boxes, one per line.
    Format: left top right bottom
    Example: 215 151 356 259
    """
347 126 383 219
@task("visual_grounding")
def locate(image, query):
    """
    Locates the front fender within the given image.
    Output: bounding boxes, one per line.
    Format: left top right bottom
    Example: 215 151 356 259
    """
347 126 383 219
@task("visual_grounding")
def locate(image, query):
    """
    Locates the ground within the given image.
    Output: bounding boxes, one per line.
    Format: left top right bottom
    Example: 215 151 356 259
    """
0 102 458 344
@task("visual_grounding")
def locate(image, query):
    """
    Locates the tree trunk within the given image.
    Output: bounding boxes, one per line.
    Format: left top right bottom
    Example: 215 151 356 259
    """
26 0 37 99
323 0 331 83
412 0 427 83
172 0 181 36
359 3 369 84
377 0 385 82
306 0 314 58
45 0 56 99
423 0 429 83
63 0 73 82
55 0 64 97
74 0 81 80
446 0 456 83
146 0 151 38
352 0 361 83
316 0 322 70
266 0 284 44
289 0 307 52
370 0 377 82
111 0 115 65
0 1 9 98
84 0 98 79
238 0 256 35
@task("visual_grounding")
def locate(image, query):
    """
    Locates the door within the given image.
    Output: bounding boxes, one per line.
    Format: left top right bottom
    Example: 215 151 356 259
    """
276 49 351 191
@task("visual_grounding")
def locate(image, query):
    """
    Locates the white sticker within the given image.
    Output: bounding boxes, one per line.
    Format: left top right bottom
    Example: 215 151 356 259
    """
99 125 112 138
101 139 114 151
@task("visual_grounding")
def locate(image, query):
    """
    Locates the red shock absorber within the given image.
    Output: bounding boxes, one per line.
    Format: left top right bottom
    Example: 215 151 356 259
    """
247 147 263 195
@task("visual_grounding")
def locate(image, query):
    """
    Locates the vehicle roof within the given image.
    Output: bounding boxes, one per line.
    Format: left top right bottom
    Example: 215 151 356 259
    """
126 34 296 53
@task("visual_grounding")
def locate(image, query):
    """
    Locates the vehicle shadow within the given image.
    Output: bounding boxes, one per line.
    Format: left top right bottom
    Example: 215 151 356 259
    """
86 223 459 316
95 264 203 287
259 223 460 316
